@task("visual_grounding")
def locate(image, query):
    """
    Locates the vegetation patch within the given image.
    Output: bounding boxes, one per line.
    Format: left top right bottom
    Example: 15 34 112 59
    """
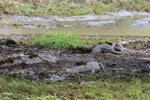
0 75 150 100
11 22 23 27
0 0 149 16
92 2 115 14
26 95 61 100
82 35 150 46
33 31 85 48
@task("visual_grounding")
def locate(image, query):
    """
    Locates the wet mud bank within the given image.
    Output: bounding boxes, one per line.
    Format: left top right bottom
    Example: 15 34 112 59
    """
0 40 150 81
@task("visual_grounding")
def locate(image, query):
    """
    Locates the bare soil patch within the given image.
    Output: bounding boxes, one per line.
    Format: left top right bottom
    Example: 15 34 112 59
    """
0 42 149 81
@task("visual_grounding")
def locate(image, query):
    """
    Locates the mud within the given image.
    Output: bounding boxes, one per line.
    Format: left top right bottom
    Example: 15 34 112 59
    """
0 41 150 81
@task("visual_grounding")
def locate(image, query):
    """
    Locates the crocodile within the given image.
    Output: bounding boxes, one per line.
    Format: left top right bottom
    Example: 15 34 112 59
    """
91 43 122 54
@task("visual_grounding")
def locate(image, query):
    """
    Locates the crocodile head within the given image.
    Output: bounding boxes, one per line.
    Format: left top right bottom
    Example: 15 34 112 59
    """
112 43 122 51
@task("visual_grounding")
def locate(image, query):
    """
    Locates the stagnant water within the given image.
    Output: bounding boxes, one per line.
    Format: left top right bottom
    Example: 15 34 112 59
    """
0 11 150 36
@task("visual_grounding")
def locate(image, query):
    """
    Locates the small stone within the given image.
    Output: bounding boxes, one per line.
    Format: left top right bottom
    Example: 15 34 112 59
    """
50 74 67 81
0 39 17 45
0 16 3 19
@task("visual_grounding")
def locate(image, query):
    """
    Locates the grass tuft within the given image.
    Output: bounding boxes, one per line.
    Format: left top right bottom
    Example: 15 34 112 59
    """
33 31 85 48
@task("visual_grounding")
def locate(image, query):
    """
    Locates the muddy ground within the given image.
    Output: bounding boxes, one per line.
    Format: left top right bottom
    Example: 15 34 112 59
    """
0 11 150 81
0 41 150 81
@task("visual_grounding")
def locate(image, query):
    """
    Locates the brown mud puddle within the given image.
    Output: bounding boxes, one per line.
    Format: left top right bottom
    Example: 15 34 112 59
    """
0 44 150 81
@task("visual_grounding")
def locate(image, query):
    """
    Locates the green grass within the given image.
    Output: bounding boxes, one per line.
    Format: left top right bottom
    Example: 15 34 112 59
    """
11 22 23 27
0 75 150 100
31 32 150 49
92 2 114 14
0 0 149 16
33 31 85 48
112 0 150 12
26 95 61 100
82 35 150 46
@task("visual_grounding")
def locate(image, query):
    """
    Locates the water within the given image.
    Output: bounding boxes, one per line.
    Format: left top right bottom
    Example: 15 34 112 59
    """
0 11 150 36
